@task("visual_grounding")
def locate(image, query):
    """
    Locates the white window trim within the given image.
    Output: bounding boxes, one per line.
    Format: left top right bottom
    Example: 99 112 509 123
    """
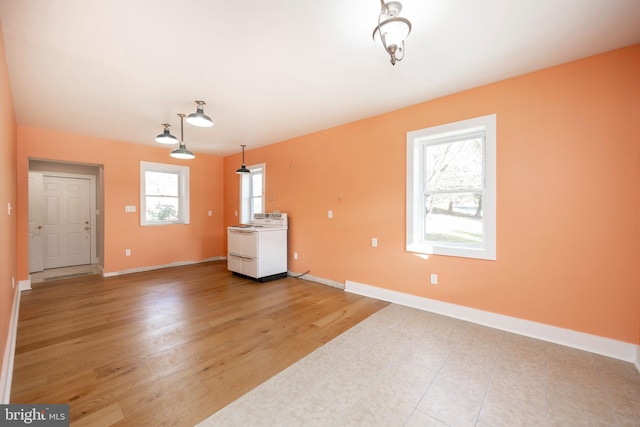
406 114 496 260
239 163 265 224
140 161 190 226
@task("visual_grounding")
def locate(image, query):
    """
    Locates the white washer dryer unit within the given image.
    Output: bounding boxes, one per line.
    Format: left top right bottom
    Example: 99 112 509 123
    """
227 213 288 282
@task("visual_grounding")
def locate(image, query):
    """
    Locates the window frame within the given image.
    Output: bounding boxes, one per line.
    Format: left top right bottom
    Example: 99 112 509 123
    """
140 161 190 226
406 114 496 260
239 163 265 224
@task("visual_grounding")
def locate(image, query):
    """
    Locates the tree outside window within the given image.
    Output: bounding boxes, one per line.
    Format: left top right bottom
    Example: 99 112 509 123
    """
140 162 190 226
407 114 496 260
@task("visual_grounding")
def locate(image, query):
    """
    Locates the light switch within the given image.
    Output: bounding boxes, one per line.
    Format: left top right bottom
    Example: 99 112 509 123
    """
125 205 136 213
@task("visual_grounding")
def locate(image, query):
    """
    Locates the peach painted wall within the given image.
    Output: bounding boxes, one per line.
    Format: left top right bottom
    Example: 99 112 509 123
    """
16 127 226 279
0 22 17 375
223 45 640 344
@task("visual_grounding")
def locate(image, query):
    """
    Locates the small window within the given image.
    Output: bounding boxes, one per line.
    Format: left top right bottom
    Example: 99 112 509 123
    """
239 164 265 224
407 114 496 260
140 161 190 226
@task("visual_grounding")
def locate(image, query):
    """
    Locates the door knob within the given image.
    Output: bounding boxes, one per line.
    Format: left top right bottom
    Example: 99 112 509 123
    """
36 225 43 230
84 226 91 231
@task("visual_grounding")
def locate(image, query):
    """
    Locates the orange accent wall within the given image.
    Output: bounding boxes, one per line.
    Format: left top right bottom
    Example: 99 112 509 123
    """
16 128 226 278
223 45 640 345
0 22 18 376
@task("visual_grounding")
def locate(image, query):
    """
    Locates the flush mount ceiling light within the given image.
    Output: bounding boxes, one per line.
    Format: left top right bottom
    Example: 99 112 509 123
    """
186 100 214 127
236 144 251 174
155 123 178 145
170 113 196 160
372 0 412 65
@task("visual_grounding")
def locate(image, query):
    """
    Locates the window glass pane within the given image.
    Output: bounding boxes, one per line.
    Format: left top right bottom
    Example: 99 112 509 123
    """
425 192 483 245
145 171 178 196
253 197 263 214
407 114 495 260
425 138 483 191
145 196 179 222
239 163 265 223
251 173 262 196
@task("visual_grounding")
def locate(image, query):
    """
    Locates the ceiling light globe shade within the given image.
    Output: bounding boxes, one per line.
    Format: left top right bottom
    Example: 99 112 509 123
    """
170 145 195 160
373 17 411 47
155 129 178 145
186 108 214 127
236 166 251 174
383 1 403 17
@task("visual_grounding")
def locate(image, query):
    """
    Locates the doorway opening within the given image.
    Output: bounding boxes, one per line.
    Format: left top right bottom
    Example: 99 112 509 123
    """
28 159 104 284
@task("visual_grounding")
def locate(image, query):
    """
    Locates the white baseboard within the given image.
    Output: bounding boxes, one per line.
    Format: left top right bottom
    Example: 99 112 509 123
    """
1 288 21 403
18 279 31 291
288 271 344 289
345 280 637 364
103 256 226 277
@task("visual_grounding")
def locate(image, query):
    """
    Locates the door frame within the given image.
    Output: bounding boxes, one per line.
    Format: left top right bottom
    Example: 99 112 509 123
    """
28 171 44 273
29 171 99 267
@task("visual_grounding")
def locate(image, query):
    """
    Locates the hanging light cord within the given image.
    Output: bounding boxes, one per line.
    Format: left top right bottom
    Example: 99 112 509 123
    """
180 114 184 142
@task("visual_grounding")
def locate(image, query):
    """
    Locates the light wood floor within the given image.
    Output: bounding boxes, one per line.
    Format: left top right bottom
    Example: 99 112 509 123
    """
11 261 388 426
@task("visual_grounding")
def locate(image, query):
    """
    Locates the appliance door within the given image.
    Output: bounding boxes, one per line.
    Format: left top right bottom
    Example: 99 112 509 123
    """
228 229 258 258
227 253 258 278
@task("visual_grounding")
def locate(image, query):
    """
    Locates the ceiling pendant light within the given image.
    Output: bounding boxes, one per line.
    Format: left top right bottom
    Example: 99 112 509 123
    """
170 113 195 160
186 100 214 127
236 144 251 174
155 123 178 145
372 0 412 65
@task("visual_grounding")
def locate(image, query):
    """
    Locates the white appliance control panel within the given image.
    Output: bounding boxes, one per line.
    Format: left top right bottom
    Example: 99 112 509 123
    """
252 212 288 227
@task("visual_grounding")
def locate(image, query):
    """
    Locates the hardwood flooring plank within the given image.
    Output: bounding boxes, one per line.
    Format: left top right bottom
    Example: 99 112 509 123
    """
11 261 388 425
70 403 124 427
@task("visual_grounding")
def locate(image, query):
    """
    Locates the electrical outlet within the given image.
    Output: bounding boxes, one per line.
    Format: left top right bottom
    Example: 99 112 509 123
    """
372 238 378 247
294 252 298 260
125 249 131 256
208 210 213 216
328 210 333 219
431 274 438 285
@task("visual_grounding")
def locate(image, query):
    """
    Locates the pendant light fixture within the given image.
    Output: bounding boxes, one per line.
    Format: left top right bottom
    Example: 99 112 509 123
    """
372 0 412 65
186 100 214 127
170 113 195 160
236 144 251 174
155 123 178 145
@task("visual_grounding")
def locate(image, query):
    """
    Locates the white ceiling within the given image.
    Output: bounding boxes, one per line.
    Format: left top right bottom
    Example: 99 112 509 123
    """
0 0 639 156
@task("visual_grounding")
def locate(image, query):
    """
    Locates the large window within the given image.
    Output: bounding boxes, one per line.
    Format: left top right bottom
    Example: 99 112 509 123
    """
407 114 496 260
140 161 190 226
239 163 265 224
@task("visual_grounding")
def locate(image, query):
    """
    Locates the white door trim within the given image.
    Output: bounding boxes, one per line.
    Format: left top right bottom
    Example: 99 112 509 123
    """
28 172 45 273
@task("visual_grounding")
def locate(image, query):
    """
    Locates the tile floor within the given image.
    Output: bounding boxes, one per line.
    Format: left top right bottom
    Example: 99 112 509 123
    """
30 264 101 284
197 304 640 427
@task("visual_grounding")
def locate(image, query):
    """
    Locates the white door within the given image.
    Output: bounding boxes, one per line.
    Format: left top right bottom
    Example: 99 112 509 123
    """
28 172 45 273
43 176 92 269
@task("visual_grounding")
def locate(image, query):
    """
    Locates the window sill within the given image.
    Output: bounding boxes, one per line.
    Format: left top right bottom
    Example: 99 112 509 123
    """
407 242 495 261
